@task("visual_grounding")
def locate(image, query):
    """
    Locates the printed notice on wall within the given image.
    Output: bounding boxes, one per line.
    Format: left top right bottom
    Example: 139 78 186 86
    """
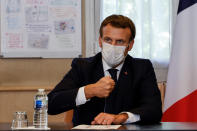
0 0 81 58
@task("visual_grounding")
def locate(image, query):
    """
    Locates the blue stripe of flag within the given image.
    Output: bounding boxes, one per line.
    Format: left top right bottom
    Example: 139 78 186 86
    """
178 0 197 14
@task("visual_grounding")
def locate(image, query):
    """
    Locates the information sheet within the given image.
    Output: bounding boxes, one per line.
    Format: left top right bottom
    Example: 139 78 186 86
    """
1 0 81 58
72 125 121 130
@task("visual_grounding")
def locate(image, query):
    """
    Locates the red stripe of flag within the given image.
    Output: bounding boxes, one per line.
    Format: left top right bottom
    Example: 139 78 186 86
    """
162 90 197 121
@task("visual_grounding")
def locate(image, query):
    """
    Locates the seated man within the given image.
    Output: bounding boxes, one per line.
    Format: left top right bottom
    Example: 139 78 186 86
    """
48 14 162 125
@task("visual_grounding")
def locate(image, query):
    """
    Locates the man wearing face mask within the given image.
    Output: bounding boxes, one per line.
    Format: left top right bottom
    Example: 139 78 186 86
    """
48 15 162 125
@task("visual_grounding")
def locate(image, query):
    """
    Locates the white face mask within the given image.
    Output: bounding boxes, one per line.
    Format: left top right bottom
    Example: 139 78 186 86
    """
101 42 127 68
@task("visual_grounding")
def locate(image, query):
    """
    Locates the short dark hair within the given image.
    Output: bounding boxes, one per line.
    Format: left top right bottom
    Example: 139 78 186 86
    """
99 14 136 41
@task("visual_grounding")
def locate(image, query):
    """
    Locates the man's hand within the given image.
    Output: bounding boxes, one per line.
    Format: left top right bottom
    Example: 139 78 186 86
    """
91 112 128 125
84 76 115 99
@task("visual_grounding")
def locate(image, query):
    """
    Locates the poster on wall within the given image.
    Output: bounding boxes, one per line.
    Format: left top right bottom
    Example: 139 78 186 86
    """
0 0 82 58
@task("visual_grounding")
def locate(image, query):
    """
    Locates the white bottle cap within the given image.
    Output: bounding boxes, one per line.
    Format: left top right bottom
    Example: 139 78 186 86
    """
38 89 45 92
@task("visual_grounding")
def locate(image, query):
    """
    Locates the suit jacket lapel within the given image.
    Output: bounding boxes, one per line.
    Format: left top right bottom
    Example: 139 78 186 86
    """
117 55 133 89
90 53 105 112
92 54 104 83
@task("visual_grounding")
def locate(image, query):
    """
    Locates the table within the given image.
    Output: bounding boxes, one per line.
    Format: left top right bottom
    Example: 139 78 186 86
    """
1 122 197 130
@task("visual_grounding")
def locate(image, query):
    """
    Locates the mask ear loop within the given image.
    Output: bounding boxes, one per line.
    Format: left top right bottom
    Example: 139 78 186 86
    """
127 40 133 49
124 44 130 56
127 44 130 50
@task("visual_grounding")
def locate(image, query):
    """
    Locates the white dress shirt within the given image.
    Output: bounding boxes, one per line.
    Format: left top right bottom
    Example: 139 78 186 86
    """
75 58 140 123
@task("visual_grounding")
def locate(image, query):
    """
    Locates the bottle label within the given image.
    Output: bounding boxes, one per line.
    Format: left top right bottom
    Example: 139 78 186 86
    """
36 100 42 108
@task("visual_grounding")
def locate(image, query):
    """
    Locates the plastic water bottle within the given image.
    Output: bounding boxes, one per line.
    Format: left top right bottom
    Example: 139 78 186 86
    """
33 89 48 128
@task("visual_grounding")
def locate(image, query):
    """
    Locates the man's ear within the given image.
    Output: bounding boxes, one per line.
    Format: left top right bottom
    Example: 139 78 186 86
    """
128 40 134 51
99 36 102 48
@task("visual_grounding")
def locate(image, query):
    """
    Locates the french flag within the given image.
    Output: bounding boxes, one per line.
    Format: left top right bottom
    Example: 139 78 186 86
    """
162 0 197 121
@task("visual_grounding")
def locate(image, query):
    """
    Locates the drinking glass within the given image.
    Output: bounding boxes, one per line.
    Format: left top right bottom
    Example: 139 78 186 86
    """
11 111 28 129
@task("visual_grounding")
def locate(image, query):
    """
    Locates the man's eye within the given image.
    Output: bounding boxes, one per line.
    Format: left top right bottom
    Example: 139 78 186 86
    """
104 39 112 43
116 40 124 45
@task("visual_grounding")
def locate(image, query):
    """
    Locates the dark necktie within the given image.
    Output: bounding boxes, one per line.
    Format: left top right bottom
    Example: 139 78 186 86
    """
104 69 118 113
108 69 118 83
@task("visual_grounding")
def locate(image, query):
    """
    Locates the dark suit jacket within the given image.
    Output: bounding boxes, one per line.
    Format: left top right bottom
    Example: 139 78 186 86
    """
48 53 162 125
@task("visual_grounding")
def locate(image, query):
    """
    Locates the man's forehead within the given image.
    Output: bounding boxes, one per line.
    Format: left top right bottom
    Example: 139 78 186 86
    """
103 24 131 33
102 25 131 38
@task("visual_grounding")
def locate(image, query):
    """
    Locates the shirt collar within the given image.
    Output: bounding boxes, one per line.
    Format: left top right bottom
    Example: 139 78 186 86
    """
102 58 124 72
